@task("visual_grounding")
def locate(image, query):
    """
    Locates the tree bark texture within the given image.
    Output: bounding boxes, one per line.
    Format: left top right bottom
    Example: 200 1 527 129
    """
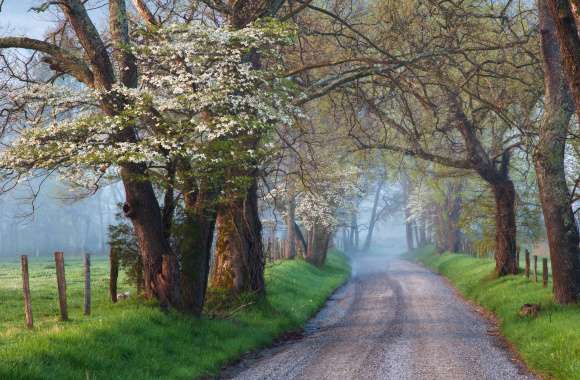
177 179 218 314
63 0 181 308
451 95 518 276
211 177 265 294
491 180 518 276
305 225 331 267
535 0 580 303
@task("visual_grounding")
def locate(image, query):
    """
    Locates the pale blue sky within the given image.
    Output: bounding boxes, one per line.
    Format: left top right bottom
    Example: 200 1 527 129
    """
1 1 57 38
0 0 107 39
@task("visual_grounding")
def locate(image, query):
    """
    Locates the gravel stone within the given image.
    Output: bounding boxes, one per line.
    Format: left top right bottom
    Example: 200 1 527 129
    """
221 254 535 380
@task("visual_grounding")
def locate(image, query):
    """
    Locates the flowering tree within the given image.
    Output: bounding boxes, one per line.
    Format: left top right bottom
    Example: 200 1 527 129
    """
0 0 297 311
268 157 361 265
0 0 182 307
1 22 295 178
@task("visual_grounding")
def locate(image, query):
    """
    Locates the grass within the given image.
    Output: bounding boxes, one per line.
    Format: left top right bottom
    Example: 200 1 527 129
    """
0 250 350 380
409 245 580 380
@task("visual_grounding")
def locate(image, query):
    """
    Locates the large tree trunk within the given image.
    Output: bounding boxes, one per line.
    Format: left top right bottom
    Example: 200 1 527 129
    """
305 224 330 267
294 221 308 256
178 180 217 314
491 180 518 276
451 95 519 276
536 151 580 303
442 183 463 252
535 0 580 304
546 0 580 121
211 177 265 294
120 164 180 308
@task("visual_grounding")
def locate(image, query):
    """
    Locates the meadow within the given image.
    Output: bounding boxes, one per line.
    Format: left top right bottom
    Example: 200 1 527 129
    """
0 251 349 379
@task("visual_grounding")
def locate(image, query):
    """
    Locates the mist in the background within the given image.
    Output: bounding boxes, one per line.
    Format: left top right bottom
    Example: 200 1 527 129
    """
349 182 407 256
0 179 120 258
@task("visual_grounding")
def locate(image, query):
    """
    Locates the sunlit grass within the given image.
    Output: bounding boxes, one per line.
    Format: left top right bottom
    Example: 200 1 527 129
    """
0 251 349 379
410 246 580 380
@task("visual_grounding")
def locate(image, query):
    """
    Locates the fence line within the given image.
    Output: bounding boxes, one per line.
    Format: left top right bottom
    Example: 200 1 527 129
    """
20 255 33 329
54 251 68 322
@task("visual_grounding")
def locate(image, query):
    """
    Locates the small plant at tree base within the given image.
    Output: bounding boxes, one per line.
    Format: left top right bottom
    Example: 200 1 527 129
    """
108 207 144 294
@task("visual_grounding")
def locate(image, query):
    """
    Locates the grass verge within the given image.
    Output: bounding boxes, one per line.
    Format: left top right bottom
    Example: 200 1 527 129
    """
0 250 349 380
408 245 580 380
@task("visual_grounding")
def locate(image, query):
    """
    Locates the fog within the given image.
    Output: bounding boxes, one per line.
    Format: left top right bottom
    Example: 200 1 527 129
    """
0 179 120 259
0 173 408 261
348 182 407 256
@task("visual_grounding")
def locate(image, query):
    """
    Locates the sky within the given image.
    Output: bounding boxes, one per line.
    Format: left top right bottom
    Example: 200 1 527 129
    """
0 2 117 257
0 1 56 39
0 0 107 39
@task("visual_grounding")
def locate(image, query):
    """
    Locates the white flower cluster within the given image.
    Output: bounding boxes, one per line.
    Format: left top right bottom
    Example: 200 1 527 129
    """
0 20 299 184
293 166 361 231
131 21 298 141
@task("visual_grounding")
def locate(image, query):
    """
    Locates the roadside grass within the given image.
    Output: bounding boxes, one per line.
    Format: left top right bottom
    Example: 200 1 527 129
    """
0 250 349 380
409 246 580 380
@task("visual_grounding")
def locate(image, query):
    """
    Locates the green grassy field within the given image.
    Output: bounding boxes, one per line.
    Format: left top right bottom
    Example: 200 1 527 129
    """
0 250 350 380
409 246 580 380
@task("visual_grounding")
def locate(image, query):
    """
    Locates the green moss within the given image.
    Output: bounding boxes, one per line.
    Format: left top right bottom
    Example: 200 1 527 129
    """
0 251 349 379
410 246 580 380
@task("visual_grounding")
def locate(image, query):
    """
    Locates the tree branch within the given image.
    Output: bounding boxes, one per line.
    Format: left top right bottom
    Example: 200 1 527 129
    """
131 0 158 27
0 37 94 85
59 0 115 90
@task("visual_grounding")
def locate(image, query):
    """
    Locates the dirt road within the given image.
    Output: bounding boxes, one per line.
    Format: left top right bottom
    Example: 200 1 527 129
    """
221 254 534 380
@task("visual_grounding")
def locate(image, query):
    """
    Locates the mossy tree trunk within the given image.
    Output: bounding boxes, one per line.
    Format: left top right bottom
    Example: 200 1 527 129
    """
211 177 265 294
535 0 580 303
178 177 218 314
490 180 518 276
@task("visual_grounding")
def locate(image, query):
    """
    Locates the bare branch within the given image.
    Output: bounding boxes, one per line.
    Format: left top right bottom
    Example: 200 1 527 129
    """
131 0 158 27
0 37 94 85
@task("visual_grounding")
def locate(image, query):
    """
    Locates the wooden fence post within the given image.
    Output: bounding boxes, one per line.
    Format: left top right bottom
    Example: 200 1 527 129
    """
525 249 530 279
21 255 33 329
278 239 283 260
516 247 520 270
542 258 549 288
534 255 538 283
84 253 91 316
110 247 119 303
54 251 68 321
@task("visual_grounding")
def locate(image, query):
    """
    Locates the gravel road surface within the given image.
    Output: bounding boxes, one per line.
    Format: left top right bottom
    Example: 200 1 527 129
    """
221 254 535 380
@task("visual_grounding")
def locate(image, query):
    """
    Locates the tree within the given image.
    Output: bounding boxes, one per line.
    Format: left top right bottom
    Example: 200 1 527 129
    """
0 2 297 311
534 0 580 303
361 171 385 253
331 0 540 275
0 0 180 307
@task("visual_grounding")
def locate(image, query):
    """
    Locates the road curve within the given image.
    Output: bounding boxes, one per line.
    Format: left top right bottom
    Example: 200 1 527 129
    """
220 254 535 380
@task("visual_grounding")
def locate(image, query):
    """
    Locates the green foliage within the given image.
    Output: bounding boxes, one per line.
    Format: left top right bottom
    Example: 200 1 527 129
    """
108 221 143 292
0 251 349 379
410 246 580 380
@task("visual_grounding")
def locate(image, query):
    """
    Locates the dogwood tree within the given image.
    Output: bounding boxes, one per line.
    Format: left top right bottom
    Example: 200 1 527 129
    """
0 11 298 311
1 20 297 184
